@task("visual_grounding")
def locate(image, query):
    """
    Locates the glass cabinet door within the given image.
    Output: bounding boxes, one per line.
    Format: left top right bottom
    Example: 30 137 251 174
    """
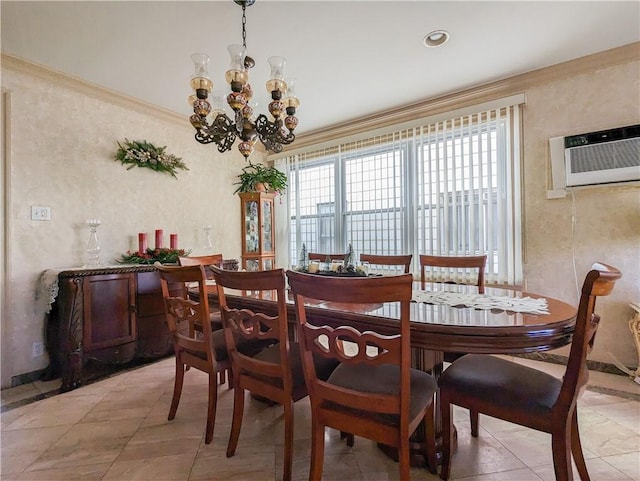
244 200 259 253
262 200 273 253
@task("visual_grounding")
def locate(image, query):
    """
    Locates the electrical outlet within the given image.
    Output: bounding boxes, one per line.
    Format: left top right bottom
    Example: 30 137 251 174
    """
31 206 51 221
32 341 44 357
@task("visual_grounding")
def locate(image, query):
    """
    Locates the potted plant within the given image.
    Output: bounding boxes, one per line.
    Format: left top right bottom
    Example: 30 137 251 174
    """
233 161 287 195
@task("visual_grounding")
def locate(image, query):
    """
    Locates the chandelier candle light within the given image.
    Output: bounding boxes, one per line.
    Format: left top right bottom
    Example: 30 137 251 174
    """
188 0 300 159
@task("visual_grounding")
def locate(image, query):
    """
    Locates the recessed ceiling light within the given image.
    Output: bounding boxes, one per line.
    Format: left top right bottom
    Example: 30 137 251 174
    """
423 30 450 48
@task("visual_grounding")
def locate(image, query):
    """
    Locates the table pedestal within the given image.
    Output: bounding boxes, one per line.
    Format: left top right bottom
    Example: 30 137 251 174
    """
375 347 456 468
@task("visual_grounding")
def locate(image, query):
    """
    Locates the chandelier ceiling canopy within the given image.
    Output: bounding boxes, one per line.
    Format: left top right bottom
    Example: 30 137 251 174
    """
188 0 300 159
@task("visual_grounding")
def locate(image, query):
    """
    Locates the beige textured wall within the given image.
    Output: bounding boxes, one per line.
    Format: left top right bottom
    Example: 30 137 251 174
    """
522 59 640 365
1 52 639 388
1 62 265 387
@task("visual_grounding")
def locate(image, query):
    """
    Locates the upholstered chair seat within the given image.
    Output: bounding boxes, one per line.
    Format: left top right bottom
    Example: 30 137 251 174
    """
252 342 339 397
439 354 562 416
327 363 438 423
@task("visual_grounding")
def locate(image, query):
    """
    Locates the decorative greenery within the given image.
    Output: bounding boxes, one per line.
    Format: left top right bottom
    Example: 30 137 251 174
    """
233 161 287 195
115 139 188 178
118 248 191 265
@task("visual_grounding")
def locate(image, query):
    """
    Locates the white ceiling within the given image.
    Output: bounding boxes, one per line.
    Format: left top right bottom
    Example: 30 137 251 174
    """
2 1 639 135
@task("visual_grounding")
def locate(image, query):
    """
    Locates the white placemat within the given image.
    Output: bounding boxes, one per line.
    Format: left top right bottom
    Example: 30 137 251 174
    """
412 290 549 314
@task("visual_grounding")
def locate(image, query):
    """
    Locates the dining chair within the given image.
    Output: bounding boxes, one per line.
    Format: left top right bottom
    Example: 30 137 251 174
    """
287 270 438 480
178 254 223 272
211 267 339 481
178 254 224 331
307 252 347 262
438 262 622 481
155 262 232 444
360 253 413 274
419 254 487 291
419 254 488 434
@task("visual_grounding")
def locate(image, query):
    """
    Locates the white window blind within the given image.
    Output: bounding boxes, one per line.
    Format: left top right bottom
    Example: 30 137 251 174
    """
275 97 523 285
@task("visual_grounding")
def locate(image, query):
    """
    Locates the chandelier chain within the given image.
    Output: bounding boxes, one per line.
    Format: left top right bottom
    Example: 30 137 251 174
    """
241 5 248 50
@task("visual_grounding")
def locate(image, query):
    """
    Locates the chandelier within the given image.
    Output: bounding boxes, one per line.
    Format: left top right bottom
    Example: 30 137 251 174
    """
188 0 300 159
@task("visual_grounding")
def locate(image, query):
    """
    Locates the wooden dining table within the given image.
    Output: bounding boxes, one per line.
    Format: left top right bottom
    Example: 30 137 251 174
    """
202 279 578 356
199 276 578 465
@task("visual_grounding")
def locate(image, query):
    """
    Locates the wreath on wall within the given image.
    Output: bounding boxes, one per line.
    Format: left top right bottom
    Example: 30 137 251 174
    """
114 139 189 178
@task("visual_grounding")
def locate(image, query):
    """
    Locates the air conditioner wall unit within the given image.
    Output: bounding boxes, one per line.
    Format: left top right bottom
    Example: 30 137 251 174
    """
564 124 640 187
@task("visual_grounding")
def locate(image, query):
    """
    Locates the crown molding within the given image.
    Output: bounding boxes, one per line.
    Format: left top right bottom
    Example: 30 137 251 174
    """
290 42 640 150
1 53 188 129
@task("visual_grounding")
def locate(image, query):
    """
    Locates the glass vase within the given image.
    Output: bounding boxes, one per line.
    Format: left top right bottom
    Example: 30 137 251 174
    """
84 219 101 268
203 225 214 254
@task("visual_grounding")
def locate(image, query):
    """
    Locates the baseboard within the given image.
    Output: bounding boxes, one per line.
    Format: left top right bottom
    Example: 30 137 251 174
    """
10 368 47 387
515 352 632 376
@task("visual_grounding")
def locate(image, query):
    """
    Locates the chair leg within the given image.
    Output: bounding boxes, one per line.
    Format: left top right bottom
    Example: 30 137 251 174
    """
470 408 479 437
168 358 185 421
227 367 234 391
340 431 354 447
309 420 325 481
226 385 245 457
570 410 590 481
204 369 218 444
551 423 574 481
423 402 437 474
440 398 453 481
282 399 294 481
398 431 410 481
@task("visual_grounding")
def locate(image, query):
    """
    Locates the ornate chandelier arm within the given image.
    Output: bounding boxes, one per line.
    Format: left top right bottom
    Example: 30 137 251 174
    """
255 114 295 154
194 114 238 154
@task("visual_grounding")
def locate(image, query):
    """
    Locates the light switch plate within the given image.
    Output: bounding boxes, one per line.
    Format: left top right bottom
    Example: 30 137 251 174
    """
31 206 51 221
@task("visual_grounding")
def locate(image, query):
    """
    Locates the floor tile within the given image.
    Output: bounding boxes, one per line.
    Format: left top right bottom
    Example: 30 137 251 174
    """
454 468 544 480
531 456 633 481
12 462 111 481
0 425 72 475
601 452 640 480
25 418 142 472
102 452 196 481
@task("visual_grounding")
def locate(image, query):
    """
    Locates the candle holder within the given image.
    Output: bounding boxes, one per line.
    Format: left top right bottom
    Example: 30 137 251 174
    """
84 219 101 268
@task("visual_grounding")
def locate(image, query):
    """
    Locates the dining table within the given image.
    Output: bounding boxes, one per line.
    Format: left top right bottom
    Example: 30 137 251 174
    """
198 275 578 466
201 278 577 356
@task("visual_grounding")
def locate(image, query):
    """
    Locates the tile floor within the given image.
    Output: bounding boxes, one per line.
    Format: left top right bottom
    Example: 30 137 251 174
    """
1 357 639 481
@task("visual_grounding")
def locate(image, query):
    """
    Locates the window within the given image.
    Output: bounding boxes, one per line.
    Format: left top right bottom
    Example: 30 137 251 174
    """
276 97 523 285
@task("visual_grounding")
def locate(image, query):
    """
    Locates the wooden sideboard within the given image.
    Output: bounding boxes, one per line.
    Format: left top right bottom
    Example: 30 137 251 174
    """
44 260 238 391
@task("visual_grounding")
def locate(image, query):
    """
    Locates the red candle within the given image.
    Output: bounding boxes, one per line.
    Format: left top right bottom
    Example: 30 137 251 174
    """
155 229 163 249
138 233 148 254
170 233 178 249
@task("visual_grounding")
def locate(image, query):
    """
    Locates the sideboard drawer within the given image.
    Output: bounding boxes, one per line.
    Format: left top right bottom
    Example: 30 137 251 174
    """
137 271 161 294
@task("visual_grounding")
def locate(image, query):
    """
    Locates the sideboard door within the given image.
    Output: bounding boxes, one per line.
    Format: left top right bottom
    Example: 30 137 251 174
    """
82 273 137 354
